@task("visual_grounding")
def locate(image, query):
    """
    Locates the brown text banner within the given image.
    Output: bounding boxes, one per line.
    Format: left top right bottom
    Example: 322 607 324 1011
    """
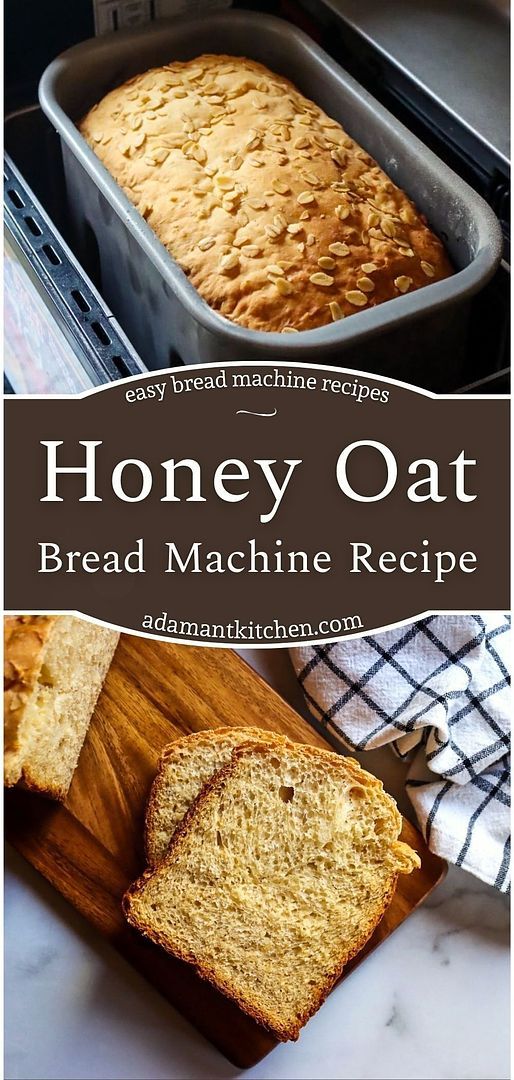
4 364 509 645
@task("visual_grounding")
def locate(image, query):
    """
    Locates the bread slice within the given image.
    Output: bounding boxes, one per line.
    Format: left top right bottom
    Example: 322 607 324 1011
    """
125 742 420 1040
4 615 120 800
145 726 288 866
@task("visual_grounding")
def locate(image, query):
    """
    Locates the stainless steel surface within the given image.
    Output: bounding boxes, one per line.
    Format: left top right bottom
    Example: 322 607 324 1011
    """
317 0 509 170
39 10 502 386
4 146 145 388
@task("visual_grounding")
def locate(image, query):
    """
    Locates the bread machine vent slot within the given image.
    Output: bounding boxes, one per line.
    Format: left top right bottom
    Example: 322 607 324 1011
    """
110 355 133 378
24 215 42 237
71 289 91 313
42 243 61 266
7 187 24 208
91 321 111 346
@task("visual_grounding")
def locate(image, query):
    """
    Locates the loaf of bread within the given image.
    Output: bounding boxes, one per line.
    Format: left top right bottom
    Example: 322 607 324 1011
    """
4 615 119 800
145 726 288 865
125 741 420 1040
79 54 453 333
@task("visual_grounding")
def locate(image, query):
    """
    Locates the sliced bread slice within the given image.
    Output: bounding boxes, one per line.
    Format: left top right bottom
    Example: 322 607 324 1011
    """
4 615 120 800
145 726 288 866
125 741 420 1041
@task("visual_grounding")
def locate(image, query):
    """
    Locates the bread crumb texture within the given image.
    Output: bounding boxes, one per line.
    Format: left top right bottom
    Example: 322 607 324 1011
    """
145 725 287 866
126 741 420 1040
4 615 119 800
79 54 453 332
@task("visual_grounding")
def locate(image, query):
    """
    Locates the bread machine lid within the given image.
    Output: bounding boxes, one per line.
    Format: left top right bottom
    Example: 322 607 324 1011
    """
309 0 510 173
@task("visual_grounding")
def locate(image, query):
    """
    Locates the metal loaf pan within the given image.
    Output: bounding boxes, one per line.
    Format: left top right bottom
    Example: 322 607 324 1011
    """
39 11 503 387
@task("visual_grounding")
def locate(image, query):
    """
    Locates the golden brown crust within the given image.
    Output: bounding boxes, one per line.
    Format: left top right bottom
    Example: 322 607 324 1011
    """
144 725 287 865
4 616 120 800
127 869 396 1040
79 54 453 334
13 771 68 803
125 749 291 1036
125 742 419 1040
4 616 57 757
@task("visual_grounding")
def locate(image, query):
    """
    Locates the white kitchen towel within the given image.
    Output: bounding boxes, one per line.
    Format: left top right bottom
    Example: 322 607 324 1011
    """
291 615 511 892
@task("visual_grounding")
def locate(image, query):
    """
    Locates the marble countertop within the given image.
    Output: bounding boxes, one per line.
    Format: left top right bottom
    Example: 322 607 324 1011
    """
5 649 510 1080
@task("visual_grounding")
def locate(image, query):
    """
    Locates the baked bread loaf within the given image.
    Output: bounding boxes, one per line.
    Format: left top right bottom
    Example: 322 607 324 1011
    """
125 741 420 1040
145 726 288 865
79 54 453 333
4 615 119 800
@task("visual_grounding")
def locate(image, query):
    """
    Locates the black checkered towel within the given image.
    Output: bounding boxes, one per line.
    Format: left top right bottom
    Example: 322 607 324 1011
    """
291 615 511 892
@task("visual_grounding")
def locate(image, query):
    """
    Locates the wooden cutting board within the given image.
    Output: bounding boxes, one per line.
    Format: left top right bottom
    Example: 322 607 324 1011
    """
5 636 445 1068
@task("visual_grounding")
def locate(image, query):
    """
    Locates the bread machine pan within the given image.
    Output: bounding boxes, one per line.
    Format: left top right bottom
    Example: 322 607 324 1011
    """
39 11 503 388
